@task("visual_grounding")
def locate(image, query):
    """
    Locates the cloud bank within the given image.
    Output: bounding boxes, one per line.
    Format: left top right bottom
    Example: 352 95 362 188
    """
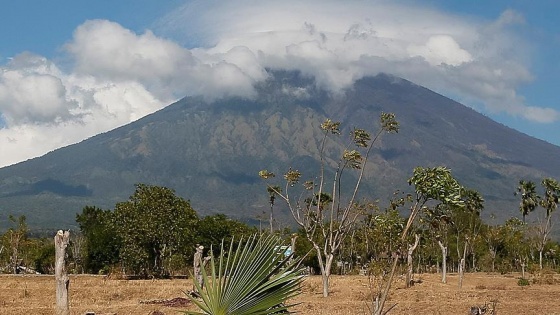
161 0 554 121
0 0 558 167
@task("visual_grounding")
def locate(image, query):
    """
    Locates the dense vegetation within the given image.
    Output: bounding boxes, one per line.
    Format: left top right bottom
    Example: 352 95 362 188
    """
1 177 558 281
0 184 256 277
283 177 560 293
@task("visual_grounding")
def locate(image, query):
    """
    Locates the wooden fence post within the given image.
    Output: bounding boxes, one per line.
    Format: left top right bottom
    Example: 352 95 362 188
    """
55 230 70 315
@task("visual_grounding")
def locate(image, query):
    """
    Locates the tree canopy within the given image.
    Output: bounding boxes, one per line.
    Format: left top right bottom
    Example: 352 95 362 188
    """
113 184 199 277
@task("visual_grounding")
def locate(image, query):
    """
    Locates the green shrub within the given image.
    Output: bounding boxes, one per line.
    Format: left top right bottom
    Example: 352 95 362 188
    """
517 278 530 286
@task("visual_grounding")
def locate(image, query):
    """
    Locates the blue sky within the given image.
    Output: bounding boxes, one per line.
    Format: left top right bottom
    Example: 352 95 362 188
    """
0 0 558 167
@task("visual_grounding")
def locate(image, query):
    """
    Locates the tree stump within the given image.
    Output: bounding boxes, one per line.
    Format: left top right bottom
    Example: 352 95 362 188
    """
55 230 70 315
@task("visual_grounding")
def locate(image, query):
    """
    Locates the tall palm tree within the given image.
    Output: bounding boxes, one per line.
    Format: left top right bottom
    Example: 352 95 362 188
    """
537 178 560 269
516 180 539 222
541 178 560 217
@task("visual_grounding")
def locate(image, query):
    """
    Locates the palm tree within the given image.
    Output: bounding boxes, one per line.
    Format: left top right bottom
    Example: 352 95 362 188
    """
541 178 560 217
537 178 560 269
267 186 282 233
516 180 539 222
184 234 305 315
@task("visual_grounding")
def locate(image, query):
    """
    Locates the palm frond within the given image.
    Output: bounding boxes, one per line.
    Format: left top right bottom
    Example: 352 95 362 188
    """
184 234 305 315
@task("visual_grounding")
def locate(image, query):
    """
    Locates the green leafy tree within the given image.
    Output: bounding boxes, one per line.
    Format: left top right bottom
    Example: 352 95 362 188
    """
356 193 407 286
482 217 501 272
260 112 399 297
501 217 530 277
450 188 484 287
76 206 120 273
2 224 56 275
114 184 199 277
196 214 255 257
29 238 55 274
357 207 404 264
423 203 453 284
460 189 484 271
292 229 319 273
376 166 464 315
404 166 464 236
185 234 305 315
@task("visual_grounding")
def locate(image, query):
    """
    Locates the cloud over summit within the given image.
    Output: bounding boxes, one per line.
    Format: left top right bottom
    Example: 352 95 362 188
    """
163 0 548 122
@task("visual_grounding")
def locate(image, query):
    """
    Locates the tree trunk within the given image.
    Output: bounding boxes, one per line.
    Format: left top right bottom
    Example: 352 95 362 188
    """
489 247 496 272
459 258 465 288
55 230 70 315
269 204 274 233
11 245 18 274
458 238 468 288
438 240 447 284
458 243 467 288
314 246 333 297
290 234 298 263
406 234 420 288
539 249 543 270
321 273 329 297
321 254 334 297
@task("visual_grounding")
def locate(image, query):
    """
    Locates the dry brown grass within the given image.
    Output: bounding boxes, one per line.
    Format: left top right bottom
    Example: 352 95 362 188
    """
2 272 560 314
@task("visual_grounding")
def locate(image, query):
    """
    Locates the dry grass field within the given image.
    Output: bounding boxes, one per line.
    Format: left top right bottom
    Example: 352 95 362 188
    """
1 272 560 315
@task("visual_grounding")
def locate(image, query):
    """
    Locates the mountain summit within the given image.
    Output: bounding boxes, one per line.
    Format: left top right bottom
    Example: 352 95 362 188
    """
1 70 559 229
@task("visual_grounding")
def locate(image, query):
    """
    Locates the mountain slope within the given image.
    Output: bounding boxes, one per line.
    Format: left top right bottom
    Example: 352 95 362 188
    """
1 71 559 229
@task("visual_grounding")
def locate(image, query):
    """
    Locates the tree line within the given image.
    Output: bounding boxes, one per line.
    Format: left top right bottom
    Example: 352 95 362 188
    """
0 184 256 277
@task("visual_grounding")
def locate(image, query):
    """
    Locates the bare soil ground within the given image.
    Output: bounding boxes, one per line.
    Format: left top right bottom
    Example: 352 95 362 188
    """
1 272 560 315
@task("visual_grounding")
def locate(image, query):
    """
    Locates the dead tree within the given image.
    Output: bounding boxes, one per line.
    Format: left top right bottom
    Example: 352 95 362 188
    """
55 230 70 315
70 234 85 274
7 215 27 274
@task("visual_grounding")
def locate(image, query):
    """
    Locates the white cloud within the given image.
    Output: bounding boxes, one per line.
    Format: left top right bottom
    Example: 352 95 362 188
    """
0 53 76 125
67 20 195 81
523 107 560 124
0 70 73 124
494 9 526 27
0 53 167 166
66 19 259 101
407 35 473 66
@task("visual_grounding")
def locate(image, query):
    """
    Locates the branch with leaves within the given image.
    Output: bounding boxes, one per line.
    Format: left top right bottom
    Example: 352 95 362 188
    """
375 166 465 315
260 112 398 297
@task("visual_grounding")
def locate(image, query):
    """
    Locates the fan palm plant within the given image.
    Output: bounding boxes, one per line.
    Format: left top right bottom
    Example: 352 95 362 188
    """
184 234 305 315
